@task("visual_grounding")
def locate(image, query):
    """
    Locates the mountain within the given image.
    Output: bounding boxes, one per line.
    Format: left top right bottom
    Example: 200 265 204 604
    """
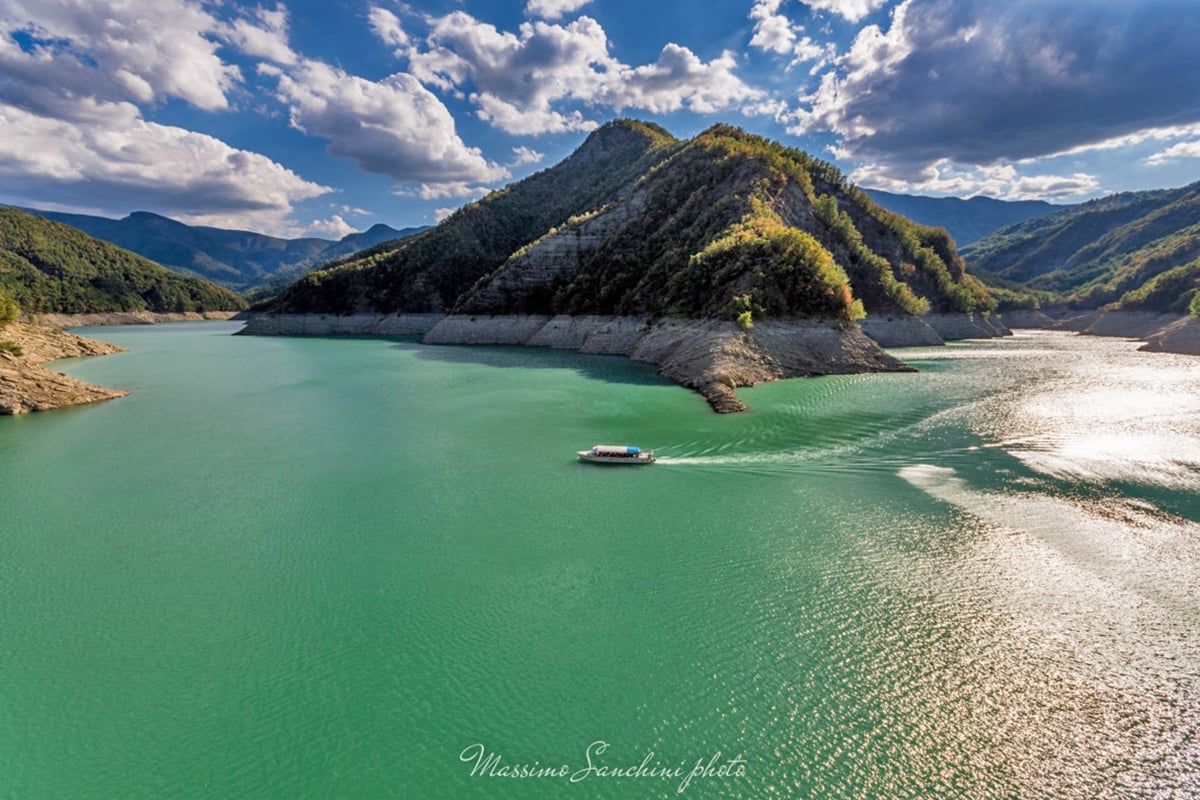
865 189 1064 246
16 208 427 290
962 181 1200 311
274 120 992 322
0 208 246 313
310 223 427 265
276 119 681 314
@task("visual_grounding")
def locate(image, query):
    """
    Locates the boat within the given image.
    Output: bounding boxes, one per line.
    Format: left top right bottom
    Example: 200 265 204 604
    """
577 444 656 465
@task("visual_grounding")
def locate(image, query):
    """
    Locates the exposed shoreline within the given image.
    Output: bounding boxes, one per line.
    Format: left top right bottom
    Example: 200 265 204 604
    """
859 312 1011 347
0 322 128 415
27 310 243 328
1003 308 1200 356
238 312 1023 412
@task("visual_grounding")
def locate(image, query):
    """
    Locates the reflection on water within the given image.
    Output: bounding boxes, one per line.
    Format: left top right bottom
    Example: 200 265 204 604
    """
663 330 1200 489
897 462 1200 798
658 330 1200 797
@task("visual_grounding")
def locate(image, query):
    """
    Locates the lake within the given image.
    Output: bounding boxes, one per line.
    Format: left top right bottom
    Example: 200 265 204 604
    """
2 322 1198 799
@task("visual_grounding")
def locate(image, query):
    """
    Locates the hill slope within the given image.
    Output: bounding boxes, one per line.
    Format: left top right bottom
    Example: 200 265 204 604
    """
275 120 681 314
962 181 1200 310
18 208 427 290
865 190 1064 246
275 121 991 322
0 208 246 313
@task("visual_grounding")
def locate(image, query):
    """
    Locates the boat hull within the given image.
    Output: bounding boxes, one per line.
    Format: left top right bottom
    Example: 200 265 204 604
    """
577 451 655 465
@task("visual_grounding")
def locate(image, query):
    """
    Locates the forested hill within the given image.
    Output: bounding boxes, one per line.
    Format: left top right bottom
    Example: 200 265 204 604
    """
273 120 992 322
962 181 1200 312
0 208 246 313
19 207 426 291
274 119 679 314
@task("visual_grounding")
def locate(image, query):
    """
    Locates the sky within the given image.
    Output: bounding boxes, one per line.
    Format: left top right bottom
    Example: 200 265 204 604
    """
1 0 1198 239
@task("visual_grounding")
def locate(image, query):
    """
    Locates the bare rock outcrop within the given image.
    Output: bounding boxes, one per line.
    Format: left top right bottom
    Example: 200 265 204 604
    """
999 309 1057 329
1140 315 1200 355
458 194 648 314
924 312 1011 340
237 313 443 336
1083 311 1181 339
0 323 128 415
421 314 909 413
859 315 945 347
1000 306 1200 357
422 315 551 345
859 312 1010 347
32 310 241 327
525 315 648 353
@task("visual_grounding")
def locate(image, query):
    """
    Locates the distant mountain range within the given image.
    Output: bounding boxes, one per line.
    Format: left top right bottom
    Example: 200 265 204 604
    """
962 180 1200 312
14 207 428 291
273 120 991 320
0 208 245 314
864 189 1066 246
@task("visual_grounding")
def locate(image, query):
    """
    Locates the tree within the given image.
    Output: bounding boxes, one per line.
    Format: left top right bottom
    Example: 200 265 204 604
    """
0 290 18 326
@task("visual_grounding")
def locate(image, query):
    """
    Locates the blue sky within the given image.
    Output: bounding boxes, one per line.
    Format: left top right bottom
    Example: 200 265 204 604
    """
1 0 1198 238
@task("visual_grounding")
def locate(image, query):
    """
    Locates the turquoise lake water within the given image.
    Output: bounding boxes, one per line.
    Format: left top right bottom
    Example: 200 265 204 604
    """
2 322 1198 799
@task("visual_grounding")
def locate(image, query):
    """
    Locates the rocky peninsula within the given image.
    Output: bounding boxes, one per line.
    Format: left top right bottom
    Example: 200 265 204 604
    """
0 322 128 415
240 312 1021 412
249 122 1004 412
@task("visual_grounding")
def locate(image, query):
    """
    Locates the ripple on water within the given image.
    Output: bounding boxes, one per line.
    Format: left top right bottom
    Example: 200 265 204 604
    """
5 325 1200 799
894 462 1200 797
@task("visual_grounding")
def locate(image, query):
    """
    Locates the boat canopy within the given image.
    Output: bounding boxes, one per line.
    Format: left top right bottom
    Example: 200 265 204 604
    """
592 445 640 456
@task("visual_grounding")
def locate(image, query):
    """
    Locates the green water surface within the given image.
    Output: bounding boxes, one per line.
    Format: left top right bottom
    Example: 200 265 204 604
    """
2 323 1198 799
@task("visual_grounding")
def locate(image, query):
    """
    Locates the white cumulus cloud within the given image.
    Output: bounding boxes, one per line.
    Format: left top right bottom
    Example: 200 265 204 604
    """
0 0 240 110
264 58 510 190
222 4 297 66
0 0 340 233
304 214 358 239
747 1 837 72
1146 141 1200 166
851 159 1100 202
415 182 492 201
802 0 889 23
368 7 409 49
749 0 797 54
510 146 545 166
0 100 330 233
602 45 757 115
407 13 610 134
404 11 760 135
525 0 594 20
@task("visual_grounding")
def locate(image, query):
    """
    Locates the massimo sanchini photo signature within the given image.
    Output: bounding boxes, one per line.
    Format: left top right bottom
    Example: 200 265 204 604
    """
459 740 747 794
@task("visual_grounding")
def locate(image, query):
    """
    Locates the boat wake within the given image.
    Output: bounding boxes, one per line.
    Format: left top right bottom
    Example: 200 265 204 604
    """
650 398 994 475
